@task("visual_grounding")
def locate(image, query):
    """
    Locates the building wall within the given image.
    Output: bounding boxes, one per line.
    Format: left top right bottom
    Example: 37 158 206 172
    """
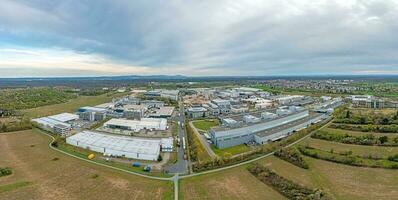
211 111 310 149
254 114 327 144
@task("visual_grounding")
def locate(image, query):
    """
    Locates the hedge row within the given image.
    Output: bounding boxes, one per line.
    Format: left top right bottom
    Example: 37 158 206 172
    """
312 130 398 146
274 148 309 169
298 146 398 169
329 123 398 133
248 163 326 200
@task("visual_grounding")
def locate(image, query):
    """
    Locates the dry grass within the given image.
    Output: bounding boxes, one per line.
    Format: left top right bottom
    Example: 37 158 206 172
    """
258 155 398 200
180 166 285 200
0 130 173 200
303 137 398 158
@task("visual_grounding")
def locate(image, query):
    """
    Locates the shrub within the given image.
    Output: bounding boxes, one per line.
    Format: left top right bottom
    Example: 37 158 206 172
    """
274 148 309 169
248 163 326 200
0 167 12 177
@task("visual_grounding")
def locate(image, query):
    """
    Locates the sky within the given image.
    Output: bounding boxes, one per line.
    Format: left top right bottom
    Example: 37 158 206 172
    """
0 0 398 77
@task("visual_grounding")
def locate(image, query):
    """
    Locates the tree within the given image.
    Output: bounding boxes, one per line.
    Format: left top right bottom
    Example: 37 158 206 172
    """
379 136 388 144
345 110 351 118
157 154 163 162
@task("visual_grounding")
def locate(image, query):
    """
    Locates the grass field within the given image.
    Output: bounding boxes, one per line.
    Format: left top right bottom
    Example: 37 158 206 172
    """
258 155 398 200
180 166 285 200
0 130 173 200
211 144 252 157
191 119 219 132
22 92 128 118
323 127 396 138
303 137 398 158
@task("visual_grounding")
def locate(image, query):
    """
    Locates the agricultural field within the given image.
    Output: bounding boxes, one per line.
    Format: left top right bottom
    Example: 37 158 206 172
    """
179 166 285 200
22 92 127 118
258 155 398 200
0 130 173 200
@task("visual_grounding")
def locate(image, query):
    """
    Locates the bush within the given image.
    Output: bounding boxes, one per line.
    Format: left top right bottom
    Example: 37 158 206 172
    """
312 130 398 146
0 167 12 177
248 163 326 200
274 148 309 169
298 146 398 169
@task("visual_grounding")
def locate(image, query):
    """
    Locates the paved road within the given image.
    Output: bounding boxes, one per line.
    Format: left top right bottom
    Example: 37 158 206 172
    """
165 97 189 174
189 121 218 159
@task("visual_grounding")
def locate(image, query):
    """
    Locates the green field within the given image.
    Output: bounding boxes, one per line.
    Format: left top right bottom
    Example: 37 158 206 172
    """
323 127 396 138
0 130 173 200
211 144 252 157
192 119 219 132
304 138 398 158
22 92 128 118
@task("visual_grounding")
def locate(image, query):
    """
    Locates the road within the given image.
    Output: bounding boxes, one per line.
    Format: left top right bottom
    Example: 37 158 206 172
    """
164 96 189 174
188 121 218 159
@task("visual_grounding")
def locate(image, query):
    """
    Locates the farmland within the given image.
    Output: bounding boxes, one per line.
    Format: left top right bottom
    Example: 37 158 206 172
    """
0 130 173 200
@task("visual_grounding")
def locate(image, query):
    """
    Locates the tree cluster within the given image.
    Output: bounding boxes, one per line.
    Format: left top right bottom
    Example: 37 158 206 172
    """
248 163 326 200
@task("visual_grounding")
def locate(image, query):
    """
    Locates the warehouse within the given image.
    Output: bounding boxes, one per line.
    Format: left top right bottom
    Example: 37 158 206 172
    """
66 131 161 161
32 116 72 135
104 118 167 132
47 113 79 122
254 113 327 144
210 110 311 148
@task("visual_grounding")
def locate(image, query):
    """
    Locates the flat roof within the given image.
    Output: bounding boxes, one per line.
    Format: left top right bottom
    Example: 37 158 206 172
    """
67 131 160 156
212 110 309 137
104 118 167 129
150 106 174 117
255 112 324 138
32 117 71 128
48 113 79 122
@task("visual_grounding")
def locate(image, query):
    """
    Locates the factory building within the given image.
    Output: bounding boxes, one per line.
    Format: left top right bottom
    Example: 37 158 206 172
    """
104 118 167 132
187 106 208 119
32 113 77 135
254 113 327 144
66 131 162 161
210 110 325 149
149 106 175 118
349 95 385 109
78 106 108 122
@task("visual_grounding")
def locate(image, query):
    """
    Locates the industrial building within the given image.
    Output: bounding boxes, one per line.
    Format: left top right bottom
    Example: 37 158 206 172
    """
104 118 167 132
32 112 78 135
210 109 326 148
187 106 208 119
66 131 162 161
78 106 108 122
349 95 385 109
149 106 175 118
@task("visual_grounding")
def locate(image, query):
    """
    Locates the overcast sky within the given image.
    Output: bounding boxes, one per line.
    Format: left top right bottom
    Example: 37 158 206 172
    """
0 0 398 77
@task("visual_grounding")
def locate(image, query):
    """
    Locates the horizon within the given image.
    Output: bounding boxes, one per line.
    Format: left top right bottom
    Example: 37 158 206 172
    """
1 1 398 77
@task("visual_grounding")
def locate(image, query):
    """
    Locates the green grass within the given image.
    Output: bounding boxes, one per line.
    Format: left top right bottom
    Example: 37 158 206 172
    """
211 144 252 157
303 137 398 159
22 92 128 118
323 127 396 138
192 119 219 132
0 181 32 193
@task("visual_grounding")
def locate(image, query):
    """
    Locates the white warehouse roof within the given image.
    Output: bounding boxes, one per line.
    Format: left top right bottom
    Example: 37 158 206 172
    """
104 118 167 131
66 131 161 161
48 113 79 122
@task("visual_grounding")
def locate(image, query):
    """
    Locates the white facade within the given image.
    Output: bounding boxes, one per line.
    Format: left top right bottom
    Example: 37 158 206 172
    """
104 118 167 132
66 131 161 161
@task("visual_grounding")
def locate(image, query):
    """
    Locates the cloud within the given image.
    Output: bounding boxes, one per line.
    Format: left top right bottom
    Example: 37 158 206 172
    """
0 0 398 77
